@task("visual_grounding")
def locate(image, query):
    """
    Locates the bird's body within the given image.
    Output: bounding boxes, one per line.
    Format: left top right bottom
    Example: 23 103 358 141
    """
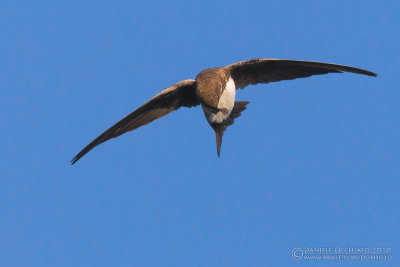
197 68 236 124
71 58 376 165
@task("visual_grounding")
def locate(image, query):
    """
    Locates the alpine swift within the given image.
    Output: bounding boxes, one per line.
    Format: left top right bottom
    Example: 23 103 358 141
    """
71 58 376 165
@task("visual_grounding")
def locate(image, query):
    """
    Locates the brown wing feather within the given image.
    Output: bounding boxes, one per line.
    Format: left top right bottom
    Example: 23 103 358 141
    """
227 59 377 89
71 79 199 165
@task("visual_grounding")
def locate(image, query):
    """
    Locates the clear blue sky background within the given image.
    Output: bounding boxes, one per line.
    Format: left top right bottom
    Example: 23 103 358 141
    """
1 1 399 266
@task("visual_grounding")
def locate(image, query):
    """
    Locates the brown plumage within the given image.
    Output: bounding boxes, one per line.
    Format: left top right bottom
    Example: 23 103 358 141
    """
71 79 199 164
71 58 376 165
196 68 230 108
227 59 376 89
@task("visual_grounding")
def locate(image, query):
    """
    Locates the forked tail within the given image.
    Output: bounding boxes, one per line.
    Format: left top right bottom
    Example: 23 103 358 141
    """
212 101 249 157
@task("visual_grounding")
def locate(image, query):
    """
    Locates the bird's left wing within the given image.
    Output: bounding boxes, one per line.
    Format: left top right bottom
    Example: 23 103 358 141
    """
71 79 199 165
227 58 377 89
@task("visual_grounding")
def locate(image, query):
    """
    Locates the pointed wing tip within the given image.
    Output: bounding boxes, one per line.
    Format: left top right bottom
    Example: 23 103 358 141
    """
70 151 86 165
326 68 377 77
360 70 377 77
333 68 376 77
70 156 79 166
370 72 378 77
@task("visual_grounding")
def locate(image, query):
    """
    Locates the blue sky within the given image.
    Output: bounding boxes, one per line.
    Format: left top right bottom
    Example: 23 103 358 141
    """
1 0 399 266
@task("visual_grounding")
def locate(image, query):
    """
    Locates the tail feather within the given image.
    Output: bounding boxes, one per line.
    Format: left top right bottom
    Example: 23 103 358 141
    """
212 101 249 157
224 101 249 126
215 126 224 157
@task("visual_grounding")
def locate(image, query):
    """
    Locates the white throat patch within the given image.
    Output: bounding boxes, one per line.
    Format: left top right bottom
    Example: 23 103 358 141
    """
202 77 236 124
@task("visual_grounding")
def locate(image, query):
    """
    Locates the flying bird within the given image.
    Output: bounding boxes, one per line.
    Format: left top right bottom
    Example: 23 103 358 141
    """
71 58 376 165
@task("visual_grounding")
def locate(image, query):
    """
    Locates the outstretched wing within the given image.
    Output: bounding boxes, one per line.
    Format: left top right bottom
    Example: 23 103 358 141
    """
227 59 377 89
71 79 199 165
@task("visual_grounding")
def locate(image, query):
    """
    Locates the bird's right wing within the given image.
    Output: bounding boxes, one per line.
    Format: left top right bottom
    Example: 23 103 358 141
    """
71 79 199 165
227 58 377 89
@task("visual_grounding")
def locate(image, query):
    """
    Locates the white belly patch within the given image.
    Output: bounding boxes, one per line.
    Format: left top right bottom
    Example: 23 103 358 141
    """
202 77 236 124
